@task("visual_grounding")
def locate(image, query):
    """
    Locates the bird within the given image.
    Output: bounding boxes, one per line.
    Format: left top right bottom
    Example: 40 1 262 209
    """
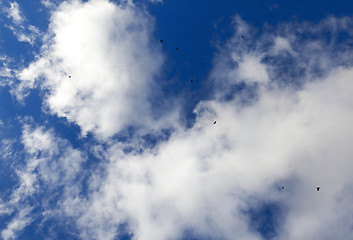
160 39 163 43
190 79 193 83
69 76 71 78
281 186 284 190
213 121 216 125
317 187 320 191
241 35 244 38
176 46 179 50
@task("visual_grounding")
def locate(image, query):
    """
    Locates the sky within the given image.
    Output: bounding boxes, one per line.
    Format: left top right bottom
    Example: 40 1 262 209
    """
1 0 353 239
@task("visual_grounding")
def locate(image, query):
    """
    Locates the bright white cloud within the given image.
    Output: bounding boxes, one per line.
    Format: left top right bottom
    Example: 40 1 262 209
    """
16 0 170 140
57 16 353 240
5 3 353 240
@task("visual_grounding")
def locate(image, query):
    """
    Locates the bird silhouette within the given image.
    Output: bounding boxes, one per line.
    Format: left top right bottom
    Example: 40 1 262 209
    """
160 39 163 43
69 76 71 78
281 186 284 190
213 121 216 125
176 46 179 50
241 36 244 38
190 79 193 83
317 187 320 191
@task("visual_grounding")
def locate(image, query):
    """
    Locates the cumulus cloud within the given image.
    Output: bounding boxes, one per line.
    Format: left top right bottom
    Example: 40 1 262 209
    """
56 16 353 240
5 3 353 240
16 0 173 140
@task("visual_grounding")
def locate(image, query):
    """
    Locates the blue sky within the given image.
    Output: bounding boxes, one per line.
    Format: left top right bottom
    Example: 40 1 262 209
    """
1 0 353 240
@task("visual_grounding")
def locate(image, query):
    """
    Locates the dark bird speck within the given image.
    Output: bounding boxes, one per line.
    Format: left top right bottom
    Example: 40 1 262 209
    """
176 46 179 50
160 39 163 43
213 121 216 125
190 79 193 83
317 187 320 191
69 76 71 78
281 186 284 190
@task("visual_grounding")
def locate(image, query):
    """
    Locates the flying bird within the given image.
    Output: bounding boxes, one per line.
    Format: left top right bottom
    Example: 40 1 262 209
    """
317 187 320 191
160 39 163 43
241 35 244 38
213 121 216 125
69 76 71 78
281 186 284 190
176 46 179 50
190 79 193 83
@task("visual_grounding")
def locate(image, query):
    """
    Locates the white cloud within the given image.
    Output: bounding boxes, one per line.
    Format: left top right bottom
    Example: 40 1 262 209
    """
0 66 12 78
0 56 14 85
0 125 85 239
237 54 269 84
20 125 85 187
273 37 291 52
148 0 163 3
72 67 353 240
22 125 58 155
1 208 32 240
16 0 171 140
0 202 11 215
4 3 353 239
57 16 353 240
7 24 40 45
40 0 57 9
3 1 41 44
6 2 23 24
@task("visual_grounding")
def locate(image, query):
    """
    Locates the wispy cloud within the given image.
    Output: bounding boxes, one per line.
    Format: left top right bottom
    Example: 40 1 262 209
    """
3 1 41 44
1 207 33 240
148 0 163 3
6 2 23 24
0 124 85 239
40 0 57 9
0 55 14 86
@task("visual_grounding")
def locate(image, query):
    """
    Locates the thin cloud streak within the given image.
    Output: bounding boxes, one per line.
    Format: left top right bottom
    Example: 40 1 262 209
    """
2 1 41 44
1 207 33 240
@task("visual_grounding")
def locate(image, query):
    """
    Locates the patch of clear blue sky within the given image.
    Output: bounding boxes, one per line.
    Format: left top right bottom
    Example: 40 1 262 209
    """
1 0 353 239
